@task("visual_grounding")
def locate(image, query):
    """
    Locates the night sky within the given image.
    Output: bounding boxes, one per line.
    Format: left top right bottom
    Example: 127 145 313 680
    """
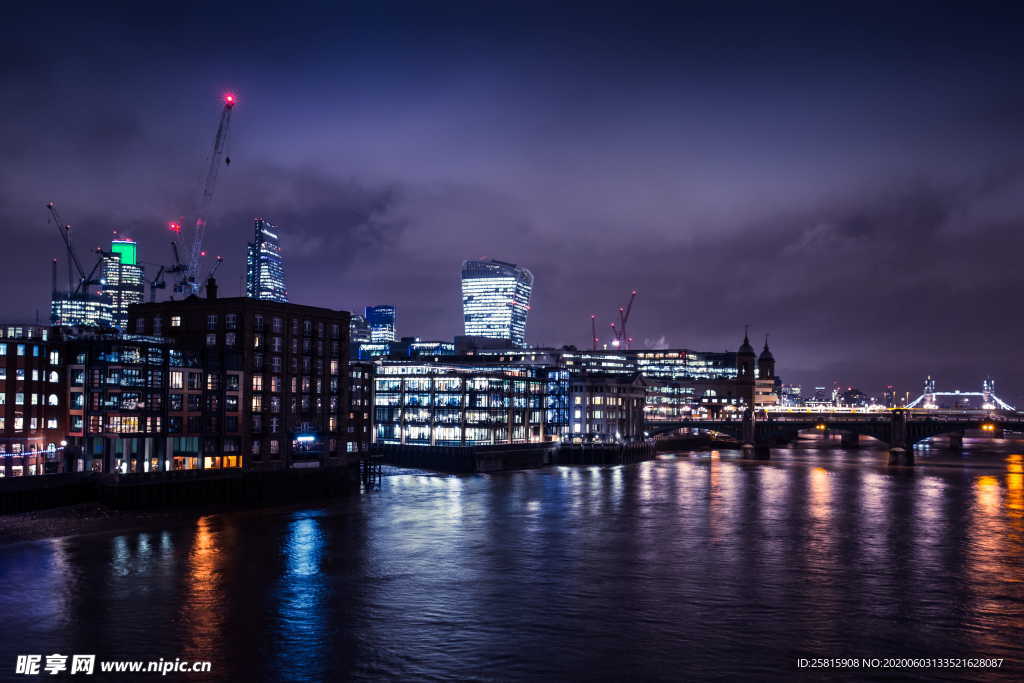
4 2 1024 402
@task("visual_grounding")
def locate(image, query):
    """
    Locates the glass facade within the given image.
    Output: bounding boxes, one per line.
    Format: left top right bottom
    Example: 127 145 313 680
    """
50 293 114 328
365 305 396 343
461 259 533 347
246 218 288 303
373 362 567 445
100 239 145 330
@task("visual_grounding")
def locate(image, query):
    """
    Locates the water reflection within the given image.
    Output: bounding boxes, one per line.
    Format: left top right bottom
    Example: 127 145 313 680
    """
0 447 1022 681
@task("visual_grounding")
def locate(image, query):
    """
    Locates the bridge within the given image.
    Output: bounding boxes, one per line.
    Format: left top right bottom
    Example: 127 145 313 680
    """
645 410 1024 464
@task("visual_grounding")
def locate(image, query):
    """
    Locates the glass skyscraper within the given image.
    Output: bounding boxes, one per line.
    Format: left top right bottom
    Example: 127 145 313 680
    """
461 259 534 347
246 218 288 303
365 305 396 342
99 238 145 330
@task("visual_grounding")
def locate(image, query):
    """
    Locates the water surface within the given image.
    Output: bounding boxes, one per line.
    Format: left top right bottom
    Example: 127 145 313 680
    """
2 445 1023 681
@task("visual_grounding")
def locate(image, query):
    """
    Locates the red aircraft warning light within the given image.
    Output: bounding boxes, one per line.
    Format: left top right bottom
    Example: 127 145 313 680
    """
168 222 181 233
224 93 237 107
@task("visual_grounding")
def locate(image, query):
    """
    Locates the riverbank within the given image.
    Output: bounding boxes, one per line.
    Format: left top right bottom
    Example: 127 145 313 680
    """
0 502 227 545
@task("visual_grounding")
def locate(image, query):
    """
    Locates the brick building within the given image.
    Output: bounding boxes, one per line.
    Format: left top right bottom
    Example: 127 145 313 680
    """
0 325 65 476
129 280 356 469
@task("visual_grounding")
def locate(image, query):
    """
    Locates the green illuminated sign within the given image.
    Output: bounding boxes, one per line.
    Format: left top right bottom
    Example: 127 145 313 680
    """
111 240 137 266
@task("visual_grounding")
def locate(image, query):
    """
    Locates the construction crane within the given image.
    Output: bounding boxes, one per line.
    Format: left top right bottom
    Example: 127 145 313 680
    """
605 289 639 349
174 93 236 294
591 314 599 351
618 289 638 349
46 202 106 296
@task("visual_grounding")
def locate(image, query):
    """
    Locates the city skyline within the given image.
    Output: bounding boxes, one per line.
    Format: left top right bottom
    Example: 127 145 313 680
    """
3 2 1024 401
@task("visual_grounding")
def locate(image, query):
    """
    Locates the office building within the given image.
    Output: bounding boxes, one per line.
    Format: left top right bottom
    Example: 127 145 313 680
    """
246 218 288 303
50 292 114 328
373 361 568 446
99 237 145 330
62 328 244 473
461 259 533 347
569 373 647 442
349 314 372 344
365 305 396 342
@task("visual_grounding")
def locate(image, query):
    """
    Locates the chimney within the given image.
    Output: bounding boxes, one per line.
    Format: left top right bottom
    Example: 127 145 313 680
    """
206 277 218 300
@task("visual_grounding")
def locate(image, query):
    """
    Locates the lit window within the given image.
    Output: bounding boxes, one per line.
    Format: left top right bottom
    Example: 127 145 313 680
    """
206 334 217 346
171 315 182 328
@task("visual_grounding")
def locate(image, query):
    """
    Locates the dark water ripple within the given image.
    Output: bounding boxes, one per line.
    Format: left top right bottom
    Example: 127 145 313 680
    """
2 445 1023 681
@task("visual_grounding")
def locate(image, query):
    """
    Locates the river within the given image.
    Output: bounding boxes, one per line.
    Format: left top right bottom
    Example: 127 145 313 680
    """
2 444 1023 681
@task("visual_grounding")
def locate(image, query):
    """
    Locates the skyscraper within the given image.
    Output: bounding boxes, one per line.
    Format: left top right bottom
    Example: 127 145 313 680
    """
349 314 372 344
365 305 396 342
99 237 145 330
461 259 533 347
246 218 287 303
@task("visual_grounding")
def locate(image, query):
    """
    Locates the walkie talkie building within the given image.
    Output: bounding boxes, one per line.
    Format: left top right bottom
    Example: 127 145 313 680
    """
461 259 533 347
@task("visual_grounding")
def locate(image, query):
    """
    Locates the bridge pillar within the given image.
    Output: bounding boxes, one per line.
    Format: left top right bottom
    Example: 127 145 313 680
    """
840 432 859 447
948 433 963 450
888 410 912 465
741 407 755 446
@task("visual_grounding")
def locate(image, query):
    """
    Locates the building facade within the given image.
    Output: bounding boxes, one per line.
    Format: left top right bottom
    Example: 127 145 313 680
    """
99 238 145 330
365 305 396 343
569 373 646 442
51 292 114 328
349 314 372 344
460 259 533 347
246 218 288 303
61 329 243 473
0 325 65 476
373 361 567 446
130 281 359 469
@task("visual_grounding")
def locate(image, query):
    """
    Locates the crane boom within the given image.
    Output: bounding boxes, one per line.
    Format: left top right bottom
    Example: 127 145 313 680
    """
180 94 236 293
46 202 88 292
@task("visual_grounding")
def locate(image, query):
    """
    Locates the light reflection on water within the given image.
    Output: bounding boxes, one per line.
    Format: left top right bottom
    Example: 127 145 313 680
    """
1 447 1023 681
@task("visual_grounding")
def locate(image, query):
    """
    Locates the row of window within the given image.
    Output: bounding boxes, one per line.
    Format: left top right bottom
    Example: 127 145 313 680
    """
0 416 59 431
136 314 343 339
0 392 59 406
0 345 58 363
0 369 60 382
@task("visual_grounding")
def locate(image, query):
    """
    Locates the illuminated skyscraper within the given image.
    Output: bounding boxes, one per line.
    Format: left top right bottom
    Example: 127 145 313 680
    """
365 305 396 342
50 293 114 328
246 218 287 303
461 259 533 347
99 238 145 330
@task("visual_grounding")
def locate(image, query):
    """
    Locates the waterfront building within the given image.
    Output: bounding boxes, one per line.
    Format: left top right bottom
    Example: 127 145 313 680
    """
373 360 567 445
365 305 396 343
99 237 145 330
569 373 646 442
461 259 533 347
130 279 360 468
246 218 288 303
347 360 374 453
349 314 372 345
61 328 243 473
0 325 65 476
